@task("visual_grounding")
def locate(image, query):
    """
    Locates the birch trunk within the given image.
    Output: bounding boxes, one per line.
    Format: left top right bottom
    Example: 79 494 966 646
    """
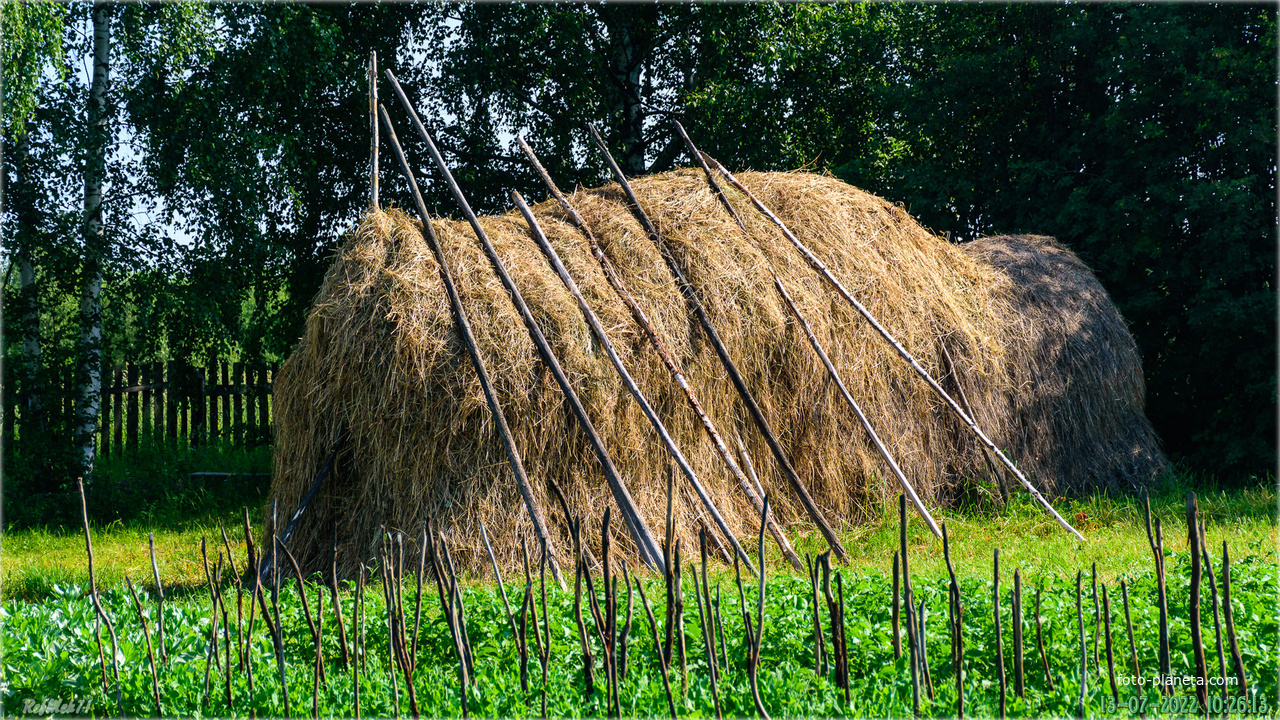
76 1 110 479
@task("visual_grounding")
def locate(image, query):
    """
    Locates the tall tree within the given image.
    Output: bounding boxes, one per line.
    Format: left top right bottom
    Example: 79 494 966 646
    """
75 1 111 478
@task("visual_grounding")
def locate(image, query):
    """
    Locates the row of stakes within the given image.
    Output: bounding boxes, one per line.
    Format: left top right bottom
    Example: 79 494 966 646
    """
75 474 1250 719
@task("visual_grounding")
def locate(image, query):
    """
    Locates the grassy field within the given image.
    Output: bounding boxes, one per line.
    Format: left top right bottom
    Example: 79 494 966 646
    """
3 470 1274 599
1 466 1276 717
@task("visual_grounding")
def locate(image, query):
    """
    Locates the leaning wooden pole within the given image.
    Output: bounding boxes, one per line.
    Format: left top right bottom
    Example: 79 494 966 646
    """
585 121 847 561
386 75 663 571
513 136 801 571
677 119 941 539
369 51 379 210
700 152 1083 541
773 273 941 538
373 99 567 589
79 479 122 711
1187 492 1208 715
512 189 756 575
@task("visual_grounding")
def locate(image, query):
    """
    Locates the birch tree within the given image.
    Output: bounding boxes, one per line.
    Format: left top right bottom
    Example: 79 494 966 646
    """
75 1 110 479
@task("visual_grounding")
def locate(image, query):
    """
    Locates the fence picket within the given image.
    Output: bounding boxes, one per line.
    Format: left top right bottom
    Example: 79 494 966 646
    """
102 367 112 458
234 362 244 446
127 364 139 452
152 362 163 441
166 361 177 443
221 361 231 441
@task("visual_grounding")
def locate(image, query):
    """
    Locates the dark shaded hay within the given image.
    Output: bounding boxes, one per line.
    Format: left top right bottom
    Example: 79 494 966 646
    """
960 234 1166 496
269 170 1166 577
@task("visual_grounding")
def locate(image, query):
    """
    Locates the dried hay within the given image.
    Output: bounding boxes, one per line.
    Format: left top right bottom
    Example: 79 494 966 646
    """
270 169 1166 577
960 234 1167 496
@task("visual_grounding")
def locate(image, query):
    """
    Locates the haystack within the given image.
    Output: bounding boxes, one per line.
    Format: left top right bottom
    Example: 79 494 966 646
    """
270 169 1166 578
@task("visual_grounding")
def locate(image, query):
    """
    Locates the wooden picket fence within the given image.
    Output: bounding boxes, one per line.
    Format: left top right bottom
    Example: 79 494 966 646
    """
3 360 278 456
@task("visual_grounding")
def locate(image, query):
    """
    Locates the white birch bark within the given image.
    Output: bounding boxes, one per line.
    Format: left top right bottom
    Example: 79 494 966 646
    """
76 1 110 477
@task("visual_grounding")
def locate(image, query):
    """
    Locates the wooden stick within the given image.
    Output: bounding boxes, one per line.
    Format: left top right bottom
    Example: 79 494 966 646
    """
1036 583 1055 692
219 524 245 672
1120 581 1139 683
774 275 941 538
893 550 902 660
357 563 368 677
1076 571 1087 719
372 96 567 588
1013 569 1025 698
280 538 325 684
955 572 965 719
241 510 259 697
146 532 167 664
714 583 729 672
78 479 121 709
331 524 351 666
747 495 772 720
835 569 851 704
994 549 1006 719
1199 523 1227 712
1221 543 1247 695
919 597 931 702
601 509 618 712
269 506 290 717
216 556 233 712
386 76 658 574
1102 585 1118 705
1187 492 1208 714
125 575 162 716
635 576 677 718
807 553 825 677
691 560 721 719
1143 489 1170 692
942 524 963 717
620 561 634 684
899 494 921 698
369 51 379 210
701 153 1083 541
539 536 551 718
570 519 595 697
937 340 1008 503
674 539 688 695
699 529 718 682
261 432 346 585
380 540 402 719
481 519 527 687
354 565 361 720
514 189 757 574
585 121 847 562
1091 563 1101 674
202 539 219 703
412 525 427 666
313 574 323 719
515 134 801 572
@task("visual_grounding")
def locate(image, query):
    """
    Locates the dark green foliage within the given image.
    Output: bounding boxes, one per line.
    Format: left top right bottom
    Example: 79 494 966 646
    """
838 5 1277 480
2 549 1275 717
4 3 1273 491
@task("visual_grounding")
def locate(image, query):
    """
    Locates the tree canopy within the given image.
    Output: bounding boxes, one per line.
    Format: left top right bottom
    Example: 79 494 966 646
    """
3 2 1274 482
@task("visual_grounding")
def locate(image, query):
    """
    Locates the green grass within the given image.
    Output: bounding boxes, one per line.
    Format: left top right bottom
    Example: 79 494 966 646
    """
0 464 1276 717
4 466 1272 602
1 539 1275 717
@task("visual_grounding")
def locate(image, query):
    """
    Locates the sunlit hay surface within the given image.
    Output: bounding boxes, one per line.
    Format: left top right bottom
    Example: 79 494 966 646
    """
271 169 1165 578
961 234 1167 496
